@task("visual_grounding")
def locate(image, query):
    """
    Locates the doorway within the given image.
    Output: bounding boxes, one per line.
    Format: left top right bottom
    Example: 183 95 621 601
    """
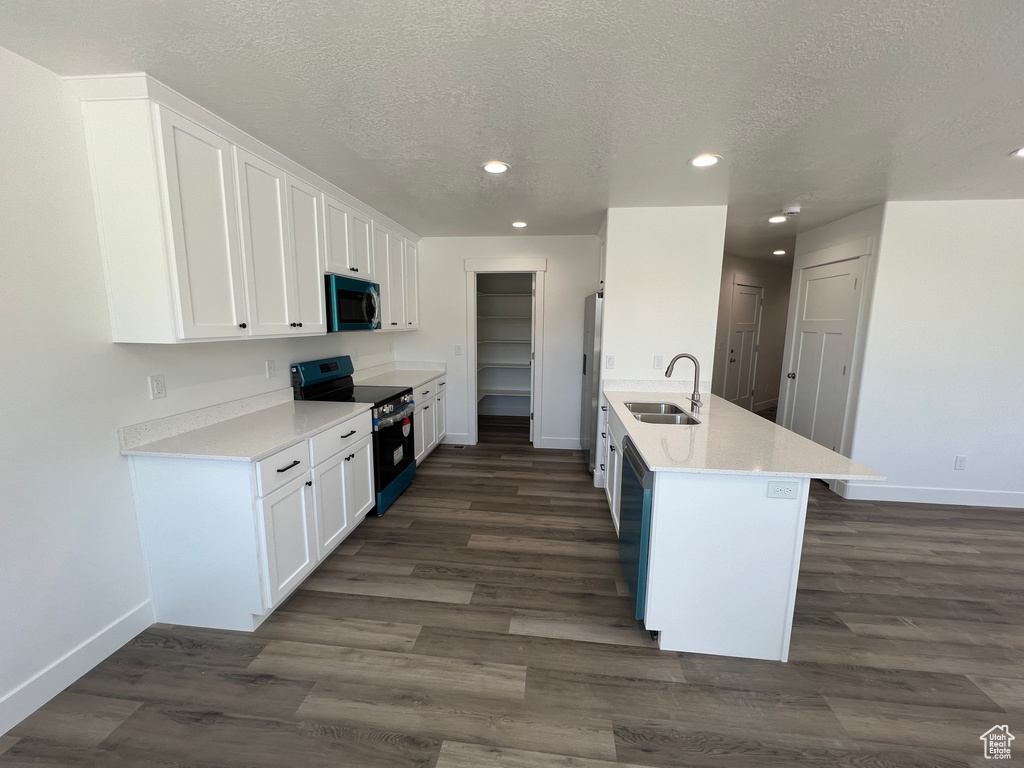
779 252 867 453
464 258 547 447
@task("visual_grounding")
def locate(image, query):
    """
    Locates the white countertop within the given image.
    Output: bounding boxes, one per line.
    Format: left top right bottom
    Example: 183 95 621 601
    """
122 401 373 462
357 369 445 390
605 391 884 480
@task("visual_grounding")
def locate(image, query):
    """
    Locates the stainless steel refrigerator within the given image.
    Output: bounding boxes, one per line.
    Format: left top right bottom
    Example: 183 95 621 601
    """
580 292 603 473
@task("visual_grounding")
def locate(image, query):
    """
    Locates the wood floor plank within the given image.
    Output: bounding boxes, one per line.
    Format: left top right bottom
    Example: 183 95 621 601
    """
254 612 422 651
435 740 652 768
302 572 475 604
248 640 528 699
8 692 141 747
509 611 657 648
965 674 1024 711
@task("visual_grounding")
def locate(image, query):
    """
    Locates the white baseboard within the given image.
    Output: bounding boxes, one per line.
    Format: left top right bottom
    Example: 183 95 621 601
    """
440 432 472 446
837 481 1024 509
0 600 154 736
535 436 582 450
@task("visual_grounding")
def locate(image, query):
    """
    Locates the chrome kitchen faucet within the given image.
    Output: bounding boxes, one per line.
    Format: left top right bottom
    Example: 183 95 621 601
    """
665 353 702 412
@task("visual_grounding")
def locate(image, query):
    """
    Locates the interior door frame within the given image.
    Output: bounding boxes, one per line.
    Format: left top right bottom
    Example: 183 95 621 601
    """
724 275 764 410
464 257 547 446
779 237 875 462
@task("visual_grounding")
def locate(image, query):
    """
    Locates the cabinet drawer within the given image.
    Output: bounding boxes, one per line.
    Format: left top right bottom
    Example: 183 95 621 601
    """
309 411 372 466
435 377 446 392
255 442 310 497
415 381 436 404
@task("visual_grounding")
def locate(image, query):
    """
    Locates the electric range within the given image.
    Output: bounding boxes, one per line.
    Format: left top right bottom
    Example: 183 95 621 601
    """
291 356 416 514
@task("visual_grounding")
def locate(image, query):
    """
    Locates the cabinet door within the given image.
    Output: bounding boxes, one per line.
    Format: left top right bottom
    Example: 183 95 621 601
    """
434 393 446 441
413 407 427 463
259 474 316 608
286 176 326 333
607 440 622 532
404 240 419 329
422 399 438 456
372 223 396 328
604 432 615 509
324 195 351 275
234 148 293 336
388 233 407 329
349 209 374 280
313 453 347 559
158 108 247 339
344 436 375 523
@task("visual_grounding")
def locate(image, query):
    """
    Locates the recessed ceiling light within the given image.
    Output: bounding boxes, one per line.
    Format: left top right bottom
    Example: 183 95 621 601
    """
512 221 527 228
482 161 510 174
1011 147 1024 159
688 153 721 168
773 249 786 255
768 215 787 224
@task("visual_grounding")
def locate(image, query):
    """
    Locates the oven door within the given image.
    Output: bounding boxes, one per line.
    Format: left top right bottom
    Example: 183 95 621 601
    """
326 274 381 331
373 403 416 491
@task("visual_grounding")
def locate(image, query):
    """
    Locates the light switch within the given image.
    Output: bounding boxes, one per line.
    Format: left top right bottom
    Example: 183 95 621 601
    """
606 355 615 369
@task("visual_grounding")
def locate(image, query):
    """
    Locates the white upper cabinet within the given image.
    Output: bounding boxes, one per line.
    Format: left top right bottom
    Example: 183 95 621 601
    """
159 109 249 340
71 74 417 343
404 240 420 330
286 175 327 334
234 148 292 336
325 195 374 282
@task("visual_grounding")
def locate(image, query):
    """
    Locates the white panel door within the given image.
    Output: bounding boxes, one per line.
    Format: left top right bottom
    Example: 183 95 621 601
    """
724 283 763 409
349 209 374 280
404 240 419 329
388 233 407 329
344 436 375 523
259 474 316 608
158 108 247 339
783 258 864 451
313 453 347 559
286 176 326 333
324 194 351 276
234 148 292 336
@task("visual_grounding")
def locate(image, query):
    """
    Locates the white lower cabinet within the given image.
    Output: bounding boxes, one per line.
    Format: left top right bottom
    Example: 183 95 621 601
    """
313 434 374 557
259 473 316 607
605 407 625 534
414 375 445 463
434 391 446 441
130 410 373 631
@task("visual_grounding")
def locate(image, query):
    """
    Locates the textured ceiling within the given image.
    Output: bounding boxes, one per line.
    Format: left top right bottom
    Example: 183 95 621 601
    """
1 0 1023 259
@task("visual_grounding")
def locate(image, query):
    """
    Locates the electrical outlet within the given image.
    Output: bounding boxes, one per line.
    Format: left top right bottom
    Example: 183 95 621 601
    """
265 360 276 378
148 374 166 400
653 355 663 369
454 344 463 356
606 355 615 369
954 454 967 470
767 481 799 499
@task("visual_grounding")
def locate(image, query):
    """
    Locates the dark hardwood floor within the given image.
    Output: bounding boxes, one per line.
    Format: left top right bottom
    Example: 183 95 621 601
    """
4 420 1022 767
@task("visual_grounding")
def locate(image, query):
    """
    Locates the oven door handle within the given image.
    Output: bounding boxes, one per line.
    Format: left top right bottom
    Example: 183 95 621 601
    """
375 402 415 430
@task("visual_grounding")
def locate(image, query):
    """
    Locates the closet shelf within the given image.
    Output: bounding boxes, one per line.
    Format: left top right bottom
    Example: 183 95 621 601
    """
478 315 531 320
478 338 530 344
477 292 532 297
478 387 531 401
478 362 530 371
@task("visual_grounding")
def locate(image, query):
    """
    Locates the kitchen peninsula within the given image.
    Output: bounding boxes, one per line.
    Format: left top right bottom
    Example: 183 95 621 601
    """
602 389 884 661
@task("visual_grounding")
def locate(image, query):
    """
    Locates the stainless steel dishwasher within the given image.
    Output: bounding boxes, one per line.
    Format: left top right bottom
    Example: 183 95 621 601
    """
618 436 654 622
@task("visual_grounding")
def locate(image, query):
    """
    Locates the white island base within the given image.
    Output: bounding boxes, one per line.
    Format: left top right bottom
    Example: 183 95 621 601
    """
645 471 811 661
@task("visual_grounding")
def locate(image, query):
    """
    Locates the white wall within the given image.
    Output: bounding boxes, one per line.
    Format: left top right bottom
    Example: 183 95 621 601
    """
0 47 395 734
397 236 600 448
843 201 1024 508
711 254 792 409
603 207 727 388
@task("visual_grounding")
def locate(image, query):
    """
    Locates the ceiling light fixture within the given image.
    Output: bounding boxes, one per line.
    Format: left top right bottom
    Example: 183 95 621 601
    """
1012 147 1024 159
482 161 510 174
768 215 787 224
773 249 786 256
512 221 527 228
688 153 721 168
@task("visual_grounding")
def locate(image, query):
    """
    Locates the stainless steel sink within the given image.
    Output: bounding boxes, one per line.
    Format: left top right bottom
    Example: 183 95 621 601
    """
635 412 700 425
624 401 684 415
624 401 700 425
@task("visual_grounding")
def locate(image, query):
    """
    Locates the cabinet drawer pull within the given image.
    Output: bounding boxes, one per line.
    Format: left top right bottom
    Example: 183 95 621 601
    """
601 406 607 411
339 430 357 439
424 405 430 410
610 446 616 452
350 267 358 272
305 480 312 487
276 460 301 473
600 463 605 471
391 322 398 326
602 432 606 438
290 322 303 328
344 453 354 461
421 390 430 395
239 322 247 329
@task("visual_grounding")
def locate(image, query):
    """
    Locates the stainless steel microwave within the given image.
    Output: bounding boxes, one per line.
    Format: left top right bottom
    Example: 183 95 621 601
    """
325 274 381 331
